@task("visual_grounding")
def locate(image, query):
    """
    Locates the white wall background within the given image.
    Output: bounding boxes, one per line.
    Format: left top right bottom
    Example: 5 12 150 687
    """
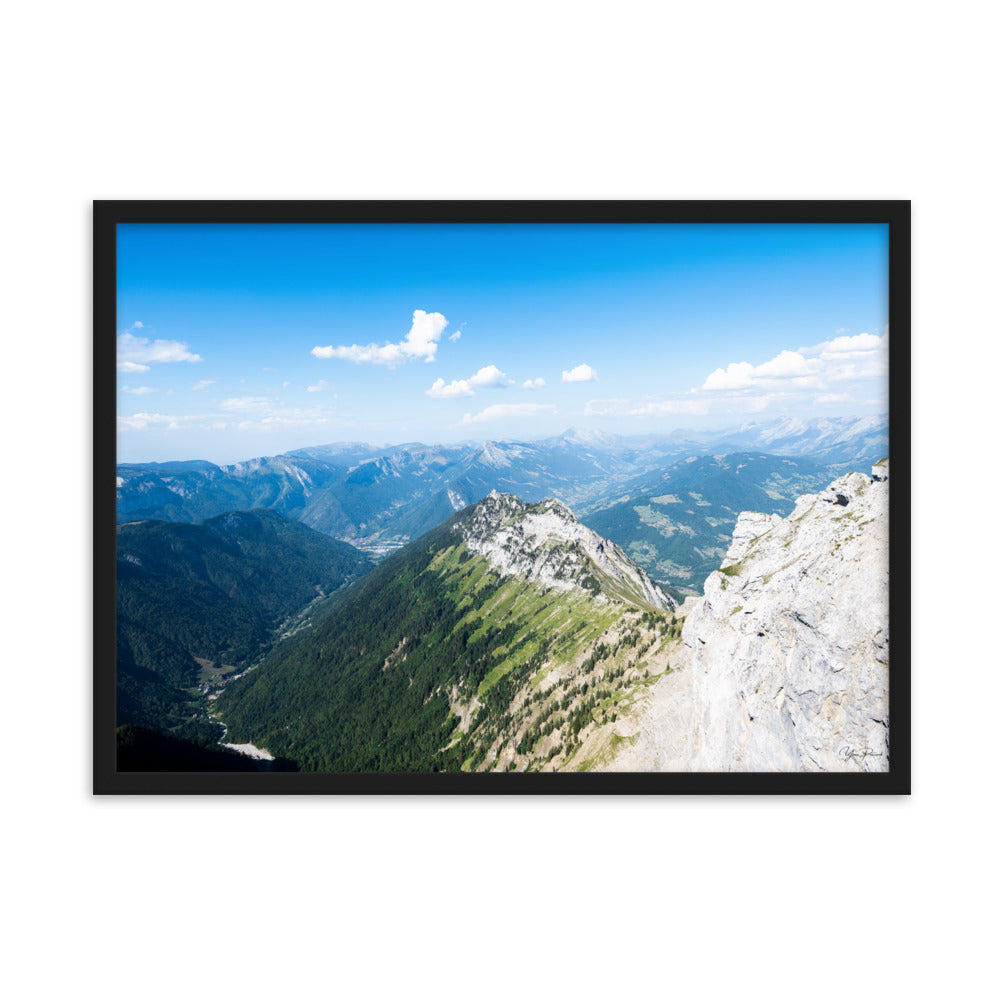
2 2 994 997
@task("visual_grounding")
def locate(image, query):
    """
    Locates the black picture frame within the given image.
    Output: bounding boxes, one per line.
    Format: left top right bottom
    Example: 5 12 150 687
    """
95 200 910 795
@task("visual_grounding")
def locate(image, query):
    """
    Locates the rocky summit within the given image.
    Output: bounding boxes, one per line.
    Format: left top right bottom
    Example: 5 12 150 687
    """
680 461 889 771
456 490 674 612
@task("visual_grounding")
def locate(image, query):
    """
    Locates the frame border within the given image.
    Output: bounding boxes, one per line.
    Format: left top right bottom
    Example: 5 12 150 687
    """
95 200 910 795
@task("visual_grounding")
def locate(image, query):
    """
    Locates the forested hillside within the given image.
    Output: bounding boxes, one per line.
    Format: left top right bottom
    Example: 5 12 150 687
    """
116 509 372 746
217 496 686 772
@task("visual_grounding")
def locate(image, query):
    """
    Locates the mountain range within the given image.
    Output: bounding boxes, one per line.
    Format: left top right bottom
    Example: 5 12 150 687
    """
114 414 890 771
116 415 886 571
213 460 890 773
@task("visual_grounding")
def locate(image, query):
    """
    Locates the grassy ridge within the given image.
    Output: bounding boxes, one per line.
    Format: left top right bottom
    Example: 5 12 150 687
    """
217 509 684 773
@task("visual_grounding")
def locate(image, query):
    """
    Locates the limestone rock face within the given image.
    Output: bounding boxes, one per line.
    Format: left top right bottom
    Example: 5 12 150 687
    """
680 463 889 771
456 490 674 611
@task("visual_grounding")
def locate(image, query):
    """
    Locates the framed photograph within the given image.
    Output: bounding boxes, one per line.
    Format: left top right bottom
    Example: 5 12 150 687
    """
95 201 910 794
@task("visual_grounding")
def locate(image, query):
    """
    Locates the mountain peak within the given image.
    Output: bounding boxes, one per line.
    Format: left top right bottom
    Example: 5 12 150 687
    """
457 492 673 611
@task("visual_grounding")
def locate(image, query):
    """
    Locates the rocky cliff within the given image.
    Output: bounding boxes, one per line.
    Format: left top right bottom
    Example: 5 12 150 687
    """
679 461 890 771
456 490 674 612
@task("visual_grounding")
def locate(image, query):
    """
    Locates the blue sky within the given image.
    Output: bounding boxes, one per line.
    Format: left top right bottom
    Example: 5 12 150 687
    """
116 223 889 464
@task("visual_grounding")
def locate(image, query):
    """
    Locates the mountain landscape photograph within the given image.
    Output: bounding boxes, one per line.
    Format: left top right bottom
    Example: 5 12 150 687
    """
108 217 894 779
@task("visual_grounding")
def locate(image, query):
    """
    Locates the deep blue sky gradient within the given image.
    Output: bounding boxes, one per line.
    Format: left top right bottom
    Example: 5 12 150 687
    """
116 223 889 463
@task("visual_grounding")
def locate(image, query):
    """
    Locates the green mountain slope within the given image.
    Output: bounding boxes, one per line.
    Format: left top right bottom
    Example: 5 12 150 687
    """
216 494 687 773
116 509 373 745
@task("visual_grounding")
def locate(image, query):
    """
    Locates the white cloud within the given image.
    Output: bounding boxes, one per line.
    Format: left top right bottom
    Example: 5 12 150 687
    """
120 385 155 395
584 398 629 415
191 379 216 391
426 365 512 398
814 331 885 359
236 413 332 431
461 403 555 424
307 380 331 392
120 397 336 434
702 361 754 391
219 396 272 413
702 350 821 391
117 329 201 372
806 331 889 382
469 364 512 387
227 399 335 431
132 321 143 329
562 363 598 383
754 350 818 379
817 392 851 403
523 377 546 390
312 309 449 366
628 398 711 416
427 377 474 399
700 332 888 398
117 412 206 431
827 360 887 382
449 330 461 342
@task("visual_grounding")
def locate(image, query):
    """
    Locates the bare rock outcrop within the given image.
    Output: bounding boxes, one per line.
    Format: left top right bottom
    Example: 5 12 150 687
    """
680 462 890 771
455 490 674 611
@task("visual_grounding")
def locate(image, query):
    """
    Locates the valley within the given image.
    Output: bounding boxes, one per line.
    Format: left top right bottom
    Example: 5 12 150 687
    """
214 493 687 772
115 508 372 750
117 415 885 589
114 415 891 773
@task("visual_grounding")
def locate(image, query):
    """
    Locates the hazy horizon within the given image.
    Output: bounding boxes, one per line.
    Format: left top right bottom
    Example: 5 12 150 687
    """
116 412 889 468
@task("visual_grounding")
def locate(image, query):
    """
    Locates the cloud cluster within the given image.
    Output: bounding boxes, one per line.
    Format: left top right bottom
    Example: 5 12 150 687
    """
117 412 206 431
522 377 546 390
579 331 886 423
219 396 272 413
426 365 513 398
312 310 448 366
702 350 821 391
586 397 709 417
701 332 887 394
461 403 555 424
562 363 597 383
120 396 336 434
120 385 156 395
117 324 202 373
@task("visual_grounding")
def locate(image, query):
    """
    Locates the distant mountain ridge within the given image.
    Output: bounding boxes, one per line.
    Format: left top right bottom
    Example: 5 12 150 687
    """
117 416 887 562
